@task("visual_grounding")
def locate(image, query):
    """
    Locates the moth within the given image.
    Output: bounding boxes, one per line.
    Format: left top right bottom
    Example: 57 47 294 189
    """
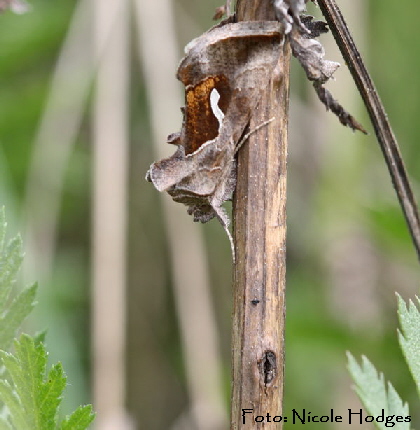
146 20 286 254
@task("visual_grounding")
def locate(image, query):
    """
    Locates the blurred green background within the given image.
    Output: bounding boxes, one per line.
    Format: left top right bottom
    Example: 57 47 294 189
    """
0 0 419 429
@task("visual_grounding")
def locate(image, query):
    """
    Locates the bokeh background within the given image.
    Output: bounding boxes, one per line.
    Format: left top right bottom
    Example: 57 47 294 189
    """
0 0 419 428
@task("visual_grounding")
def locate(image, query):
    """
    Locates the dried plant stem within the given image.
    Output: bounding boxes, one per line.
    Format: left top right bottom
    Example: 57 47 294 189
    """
231 0 290 428
24 0 92 281
92 0 130 428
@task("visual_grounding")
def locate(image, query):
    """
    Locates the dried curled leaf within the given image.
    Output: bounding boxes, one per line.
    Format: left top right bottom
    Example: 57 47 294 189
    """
314 82 367 133
273 1 366 133
290 27 339 83
301 15 329 38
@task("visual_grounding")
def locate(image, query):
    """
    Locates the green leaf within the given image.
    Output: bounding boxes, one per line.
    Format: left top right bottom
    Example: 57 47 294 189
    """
0 333 94 430
347 353 410 430
33 330 47 345
0 211 33 352
0 235 23 308
0 379 29 429
0 334 65 430
60 405 95 430
397 293 420 395
1 335 46 429
0 209 94 429
40 363 66 428
0 283 37 351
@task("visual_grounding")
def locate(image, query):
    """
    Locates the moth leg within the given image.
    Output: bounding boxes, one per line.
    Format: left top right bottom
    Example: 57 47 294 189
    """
212 204 235 262
235 117 275 154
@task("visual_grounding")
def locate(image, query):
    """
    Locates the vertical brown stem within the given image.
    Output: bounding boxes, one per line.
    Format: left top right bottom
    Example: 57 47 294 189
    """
231 0 291 428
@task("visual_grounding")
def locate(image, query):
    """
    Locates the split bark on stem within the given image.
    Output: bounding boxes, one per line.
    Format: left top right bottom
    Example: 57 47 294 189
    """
231 0 291 428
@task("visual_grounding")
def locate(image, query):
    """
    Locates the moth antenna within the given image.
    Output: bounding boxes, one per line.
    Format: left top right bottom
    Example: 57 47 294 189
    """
235 117 275 154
